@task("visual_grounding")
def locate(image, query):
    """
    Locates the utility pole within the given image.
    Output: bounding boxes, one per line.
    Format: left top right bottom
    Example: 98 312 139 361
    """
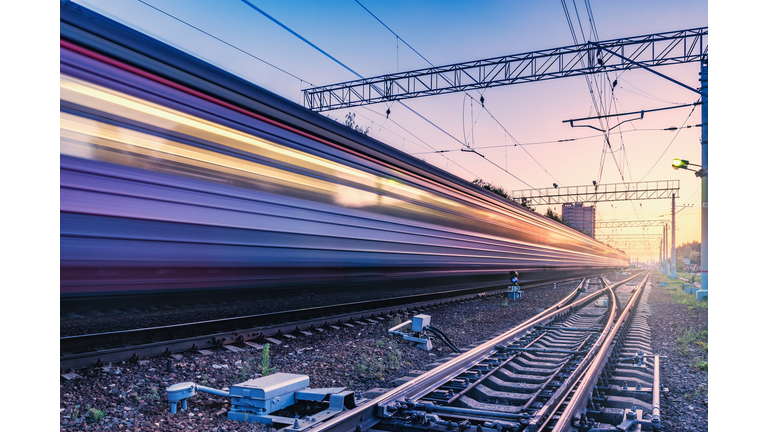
671 194 677 278
699 61 708 298
662 224 669 276
659 240 663 272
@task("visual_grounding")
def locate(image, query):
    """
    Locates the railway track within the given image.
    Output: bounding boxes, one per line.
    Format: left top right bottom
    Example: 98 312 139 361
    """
60 276 608 372
294 271 658 432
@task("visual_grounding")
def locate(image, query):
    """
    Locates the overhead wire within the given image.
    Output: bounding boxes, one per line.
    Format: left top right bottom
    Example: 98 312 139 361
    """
560 0 616 183
353 0 547 187
561 0 640 220
639 101 699 182
238 0 496 184
134 0 313 86
134 0 486 183
240 0 361 80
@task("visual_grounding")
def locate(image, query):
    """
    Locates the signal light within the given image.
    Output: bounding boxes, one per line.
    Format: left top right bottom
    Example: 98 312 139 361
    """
672 158 689 170
509 271 519 284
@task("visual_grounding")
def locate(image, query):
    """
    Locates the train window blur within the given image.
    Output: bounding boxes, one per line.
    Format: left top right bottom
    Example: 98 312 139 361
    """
60 73 625 265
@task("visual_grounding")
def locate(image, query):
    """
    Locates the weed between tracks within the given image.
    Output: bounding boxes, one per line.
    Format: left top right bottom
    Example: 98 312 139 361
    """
88 408 105 423
354 339 406 381
232 342 276 384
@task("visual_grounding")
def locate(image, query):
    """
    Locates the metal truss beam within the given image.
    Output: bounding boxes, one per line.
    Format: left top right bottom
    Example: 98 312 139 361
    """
600 239 660 250
596 220 667 228
596 234 662 241
303 27 707 111
509 180 679 207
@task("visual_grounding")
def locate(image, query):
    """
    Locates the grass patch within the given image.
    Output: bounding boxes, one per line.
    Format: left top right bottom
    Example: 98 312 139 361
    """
388 315 402 329
656 272 707 309
354 339 406 380
675 327 708 372
675 328 708 353
88 408 105 422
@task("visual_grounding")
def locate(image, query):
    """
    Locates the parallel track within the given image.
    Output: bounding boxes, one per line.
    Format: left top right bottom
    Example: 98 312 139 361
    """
60 276 595 372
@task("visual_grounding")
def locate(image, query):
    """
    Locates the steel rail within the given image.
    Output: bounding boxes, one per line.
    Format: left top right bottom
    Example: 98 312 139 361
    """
652 353 662 429
60 276 592 371
524 282 618 430
304 273 643 432
548 272 650 432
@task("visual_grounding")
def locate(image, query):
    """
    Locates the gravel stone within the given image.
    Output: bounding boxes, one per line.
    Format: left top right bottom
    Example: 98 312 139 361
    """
60 275 707 430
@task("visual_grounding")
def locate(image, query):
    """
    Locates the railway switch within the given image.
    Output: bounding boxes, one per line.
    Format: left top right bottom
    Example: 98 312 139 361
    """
389 314 462 353
389 314 433 351
166 373 358 428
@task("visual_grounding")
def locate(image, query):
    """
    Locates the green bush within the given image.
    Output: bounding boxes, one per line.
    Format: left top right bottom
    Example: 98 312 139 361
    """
88 408 105 422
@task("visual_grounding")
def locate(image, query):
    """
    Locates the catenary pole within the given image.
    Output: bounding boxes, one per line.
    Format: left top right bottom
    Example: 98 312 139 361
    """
699 62 708 298
671 194 677 278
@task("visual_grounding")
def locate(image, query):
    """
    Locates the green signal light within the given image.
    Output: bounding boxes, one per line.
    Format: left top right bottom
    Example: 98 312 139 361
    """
672 158 689 170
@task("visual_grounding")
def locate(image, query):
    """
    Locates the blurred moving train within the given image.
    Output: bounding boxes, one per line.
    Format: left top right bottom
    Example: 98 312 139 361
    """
60 2 628 300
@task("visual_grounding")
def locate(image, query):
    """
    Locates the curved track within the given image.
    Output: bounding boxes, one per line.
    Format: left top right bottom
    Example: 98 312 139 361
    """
292 272 658 432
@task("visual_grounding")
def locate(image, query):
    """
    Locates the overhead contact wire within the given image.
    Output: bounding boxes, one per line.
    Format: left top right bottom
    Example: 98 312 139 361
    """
242 0 531 187
136 0 312 86
354 0 542 187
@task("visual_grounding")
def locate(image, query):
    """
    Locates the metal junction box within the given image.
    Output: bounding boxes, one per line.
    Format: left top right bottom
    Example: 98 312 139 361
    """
411 314 431 333
229 373 309 417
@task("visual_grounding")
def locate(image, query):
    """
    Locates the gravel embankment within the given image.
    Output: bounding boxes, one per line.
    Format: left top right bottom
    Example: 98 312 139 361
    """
59 274 708 431
646 273 708 432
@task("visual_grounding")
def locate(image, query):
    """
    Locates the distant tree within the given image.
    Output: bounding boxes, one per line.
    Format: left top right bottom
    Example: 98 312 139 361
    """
515 197 536 211
544 207 563 223
344 112 370 136
472 178 542 212
675 241 701 270
472 179 510 199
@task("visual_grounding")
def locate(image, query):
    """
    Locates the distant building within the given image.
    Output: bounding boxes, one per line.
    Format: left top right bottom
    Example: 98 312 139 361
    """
562 203 595 237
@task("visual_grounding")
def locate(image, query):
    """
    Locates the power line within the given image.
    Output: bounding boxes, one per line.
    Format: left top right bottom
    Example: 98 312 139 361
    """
237 0 498 184
353 0 543 187
135 0 312 86
639 102 700 182
412 123 698 154
353 0 434 67
240 0 362 80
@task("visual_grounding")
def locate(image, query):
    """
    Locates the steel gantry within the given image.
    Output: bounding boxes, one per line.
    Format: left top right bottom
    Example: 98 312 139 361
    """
507 180 679 207
595 220 667 229
303 27 707 111
596 220 666 261
596 234 662 241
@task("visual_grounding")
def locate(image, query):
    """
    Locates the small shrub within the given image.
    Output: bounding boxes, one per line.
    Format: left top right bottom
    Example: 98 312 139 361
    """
389 316 402 328
234 362 252 383
88 408 105 422
261 343 276 376
148 386 160 401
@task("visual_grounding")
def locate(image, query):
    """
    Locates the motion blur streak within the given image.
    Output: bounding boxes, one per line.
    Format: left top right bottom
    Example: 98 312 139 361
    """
59 2 628 299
